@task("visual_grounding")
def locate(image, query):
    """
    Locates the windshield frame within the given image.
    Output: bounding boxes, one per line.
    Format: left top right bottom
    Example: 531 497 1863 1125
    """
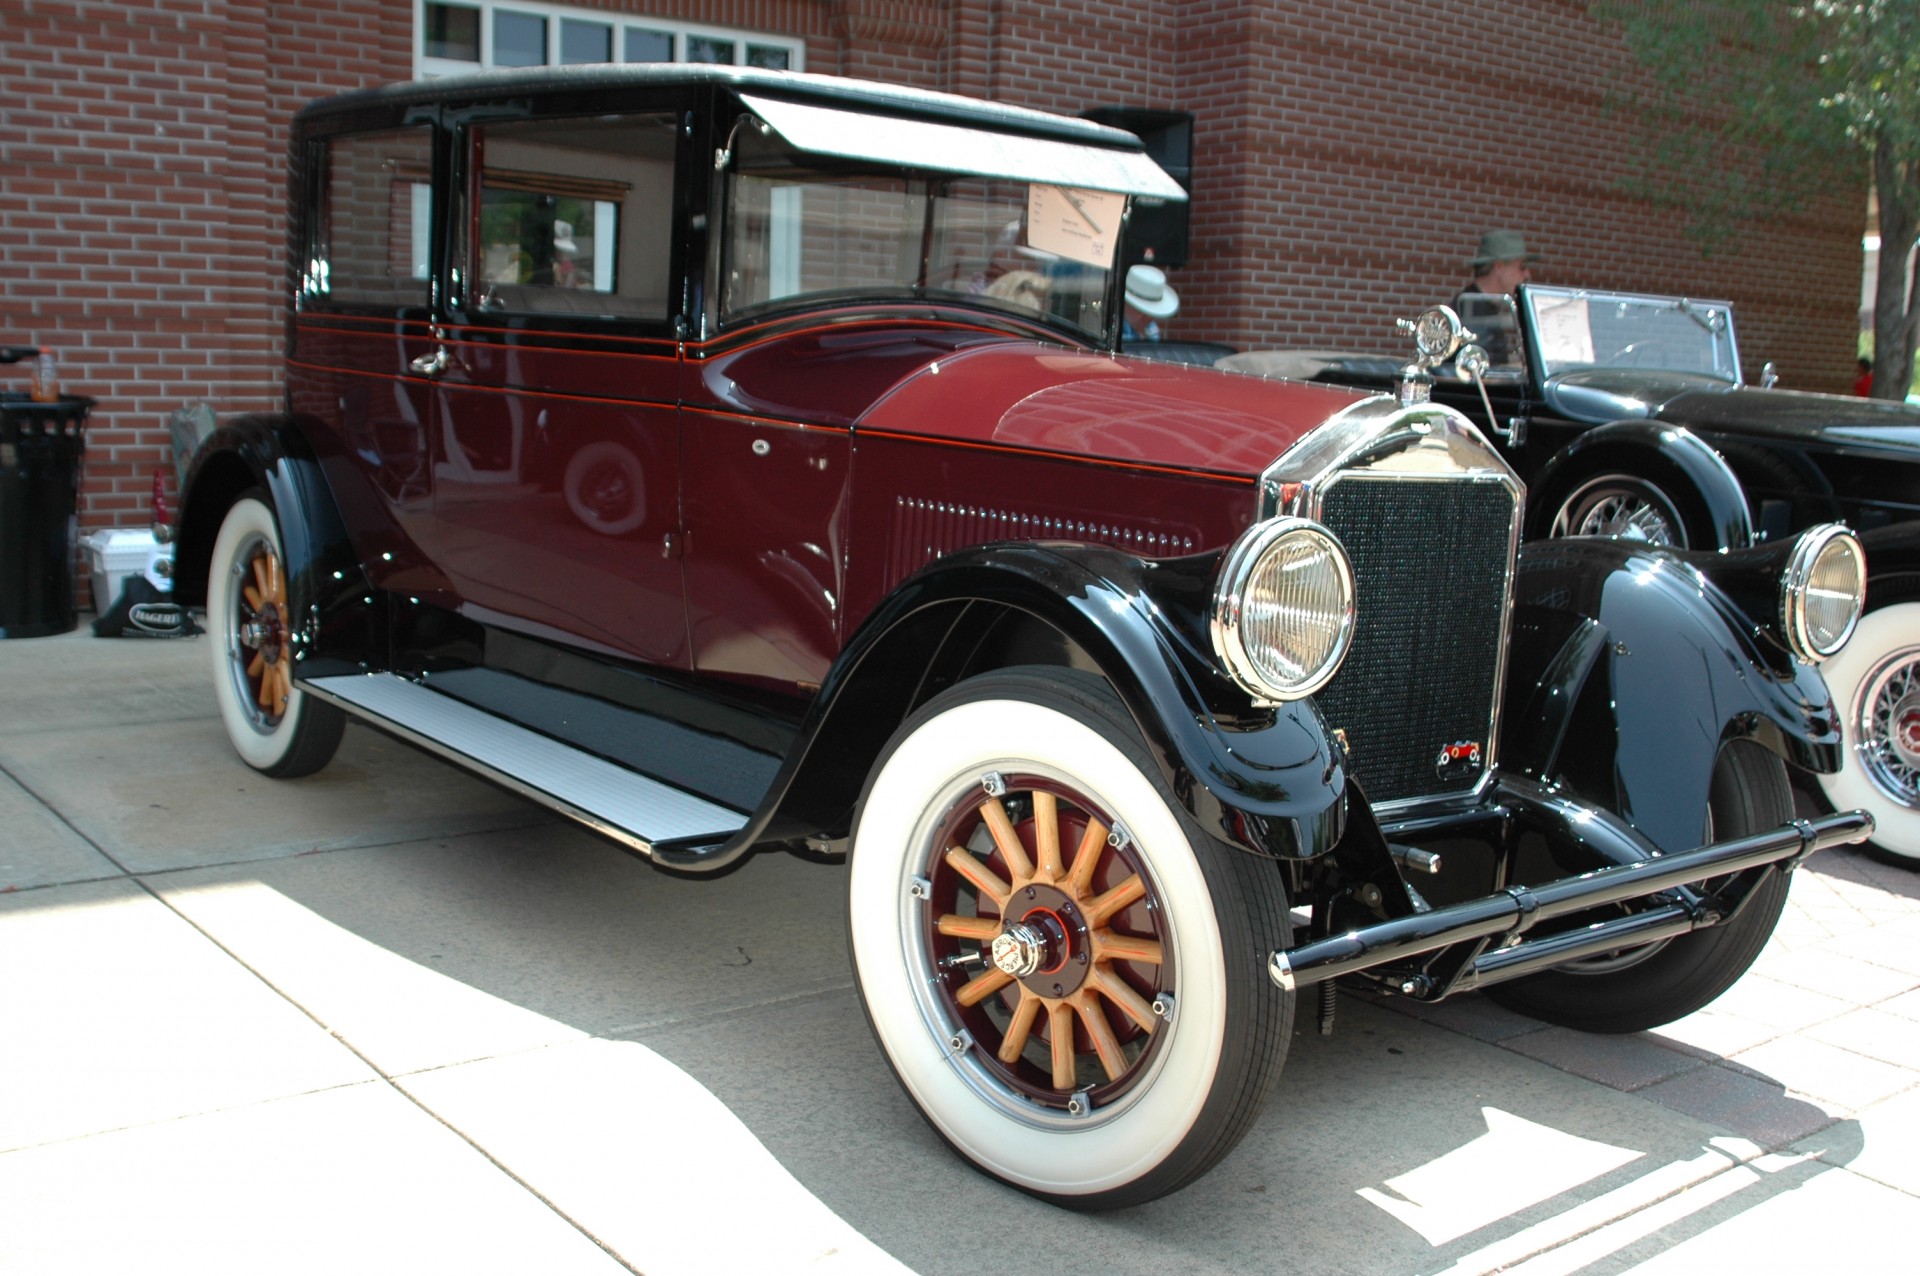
1519 284 1743 386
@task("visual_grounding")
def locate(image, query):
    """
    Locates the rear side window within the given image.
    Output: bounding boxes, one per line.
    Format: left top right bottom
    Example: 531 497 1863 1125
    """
462 113 678 321
310 126 435 309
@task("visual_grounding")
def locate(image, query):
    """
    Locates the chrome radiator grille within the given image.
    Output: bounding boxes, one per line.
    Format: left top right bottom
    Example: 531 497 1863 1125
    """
1311 474 1516 805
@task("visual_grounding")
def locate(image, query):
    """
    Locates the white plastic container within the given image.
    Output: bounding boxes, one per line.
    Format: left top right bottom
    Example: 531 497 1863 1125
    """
81 528 173 612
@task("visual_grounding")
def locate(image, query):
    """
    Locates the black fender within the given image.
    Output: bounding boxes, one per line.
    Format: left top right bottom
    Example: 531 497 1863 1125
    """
172 413 377 674
1499 535 1841 854
1862 520 1920 603
655 542 1347 871
1528 421 1754 549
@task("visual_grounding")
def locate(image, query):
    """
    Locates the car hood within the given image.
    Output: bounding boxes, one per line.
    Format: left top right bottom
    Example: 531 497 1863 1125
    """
1657 384 1920 456
859 341 1374 478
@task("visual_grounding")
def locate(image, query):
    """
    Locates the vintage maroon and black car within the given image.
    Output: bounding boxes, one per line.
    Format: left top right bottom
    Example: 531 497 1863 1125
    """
171 66 1873 1208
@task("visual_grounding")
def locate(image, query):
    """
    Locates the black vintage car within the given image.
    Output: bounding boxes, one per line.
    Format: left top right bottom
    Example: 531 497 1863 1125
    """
1230 285 1920 867
172 66 1874 1208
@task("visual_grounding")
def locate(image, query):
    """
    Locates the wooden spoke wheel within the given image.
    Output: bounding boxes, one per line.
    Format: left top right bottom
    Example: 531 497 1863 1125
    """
927 778 1172 1111
207 495 344 778
848 668 1292 1209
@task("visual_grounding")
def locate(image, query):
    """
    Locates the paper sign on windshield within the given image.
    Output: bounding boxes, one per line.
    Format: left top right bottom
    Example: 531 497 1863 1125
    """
1027 185 1123 269
1532 294 1596 366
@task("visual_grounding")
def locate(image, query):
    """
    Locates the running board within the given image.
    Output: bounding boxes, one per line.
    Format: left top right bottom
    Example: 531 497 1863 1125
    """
305 672 749 857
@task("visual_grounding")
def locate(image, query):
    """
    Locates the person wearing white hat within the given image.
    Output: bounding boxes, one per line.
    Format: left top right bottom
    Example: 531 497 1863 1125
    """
1123 264 1179 343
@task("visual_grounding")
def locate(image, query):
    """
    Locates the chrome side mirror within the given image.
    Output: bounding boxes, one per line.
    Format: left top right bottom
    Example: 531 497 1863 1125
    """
1760 360 1779 389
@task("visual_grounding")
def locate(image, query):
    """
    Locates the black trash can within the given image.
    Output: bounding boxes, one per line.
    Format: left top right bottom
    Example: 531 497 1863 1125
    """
0 392 93 638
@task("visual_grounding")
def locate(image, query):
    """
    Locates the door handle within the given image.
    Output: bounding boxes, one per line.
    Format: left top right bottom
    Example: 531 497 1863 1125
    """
409 349 449 377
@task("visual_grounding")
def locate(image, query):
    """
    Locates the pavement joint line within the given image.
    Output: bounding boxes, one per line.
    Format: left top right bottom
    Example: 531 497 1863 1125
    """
0 1078 384 1157
0 755 135 878
602 980 860 1039
126 876 644 1274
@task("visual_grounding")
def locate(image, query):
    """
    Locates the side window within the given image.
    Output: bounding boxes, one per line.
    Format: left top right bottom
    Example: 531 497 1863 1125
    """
464 113 678 321
313 126 435 309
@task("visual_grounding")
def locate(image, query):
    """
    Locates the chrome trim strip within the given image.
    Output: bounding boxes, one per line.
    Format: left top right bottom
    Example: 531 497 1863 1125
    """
303 673 748 854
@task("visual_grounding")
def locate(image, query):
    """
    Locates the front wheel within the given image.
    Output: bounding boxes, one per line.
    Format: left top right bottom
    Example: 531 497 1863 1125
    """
1485 740 1793 1033
1813 598 1920 866
847 669 1293 1209
207 494 345 778
1547 472 1689 546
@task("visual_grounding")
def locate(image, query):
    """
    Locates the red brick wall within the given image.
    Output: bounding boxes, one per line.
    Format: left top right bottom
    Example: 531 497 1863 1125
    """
1 0 409 539
0 0 1867 558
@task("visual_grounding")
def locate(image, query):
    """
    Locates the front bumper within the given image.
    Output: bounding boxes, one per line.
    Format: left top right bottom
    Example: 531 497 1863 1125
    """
1270 786 1874 1001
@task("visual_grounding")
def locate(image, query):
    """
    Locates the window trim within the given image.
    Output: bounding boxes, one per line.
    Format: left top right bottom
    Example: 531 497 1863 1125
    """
416 1 804 77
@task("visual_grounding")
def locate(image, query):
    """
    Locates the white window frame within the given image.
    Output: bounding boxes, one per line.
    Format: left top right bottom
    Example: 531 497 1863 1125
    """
417 2 804 78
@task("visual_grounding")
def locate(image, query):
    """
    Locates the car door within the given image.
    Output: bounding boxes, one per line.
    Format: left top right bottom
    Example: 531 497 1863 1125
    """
417 97 692 668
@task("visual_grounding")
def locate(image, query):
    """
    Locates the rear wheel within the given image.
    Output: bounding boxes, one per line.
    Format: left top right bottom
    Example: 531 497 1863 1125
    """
1485 740 1792 1033
1813 598 1920 866
847 669 1292 1209
207 494 344 778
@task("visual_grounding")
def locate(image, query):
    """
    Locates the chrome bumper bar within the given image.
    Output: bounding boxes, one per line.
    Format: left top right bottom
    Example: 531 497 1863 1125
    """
1269 809 1874 997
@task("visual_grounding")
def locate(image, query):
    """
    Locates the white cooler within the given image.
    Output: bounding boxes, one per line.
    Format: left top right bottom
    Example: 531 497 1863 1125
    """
81 528 174 613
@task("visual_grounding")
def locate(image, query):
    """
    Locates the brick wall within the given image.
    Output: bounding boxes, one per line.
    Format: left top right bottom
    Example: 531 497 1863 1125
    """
0 0 1868 558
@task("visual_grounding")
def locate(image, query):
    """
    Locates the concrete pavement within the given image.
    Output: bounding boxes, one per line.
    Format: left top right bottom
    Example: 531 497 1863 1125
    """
2 627 1916 1274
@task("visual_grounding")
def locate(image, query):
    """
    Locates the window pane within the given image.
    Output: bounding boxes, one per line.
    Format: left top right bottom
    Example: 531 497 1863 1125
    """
471 114 678 320
744 44 790 71
322 127 434 308
686 36 735 64
623 27 673 63
425 3 481 61
560 18 612 65
494 10 546 67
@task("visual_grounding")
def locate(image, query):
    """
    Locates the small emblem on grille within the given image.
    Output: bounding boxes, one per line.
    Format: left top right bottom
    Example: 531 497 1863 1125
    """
1435 740 1482 778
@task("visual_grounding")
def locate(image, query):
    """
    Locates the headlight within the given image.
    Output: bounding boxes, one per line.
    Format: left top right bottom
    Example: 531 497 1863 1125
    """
1211 518 1356 702
1780 523 1864 662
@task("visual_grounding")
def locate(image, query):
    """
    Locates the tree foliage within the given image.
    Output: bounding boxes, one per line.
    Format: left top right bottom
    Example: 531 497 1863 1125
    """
1591 1 1920 399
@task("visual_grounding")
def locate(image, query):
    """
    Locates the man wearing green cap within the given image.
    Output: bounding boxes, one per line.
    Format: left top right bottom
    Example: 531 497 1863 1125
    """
1456 229 1538 302
1451 230 1539 365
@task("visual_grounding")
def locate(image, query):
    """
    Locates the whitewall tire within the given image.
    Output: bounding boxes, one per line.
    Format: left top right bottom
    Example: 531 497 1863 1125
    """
207 495 345 778
846 669 1292 1209
1815 601 1920 864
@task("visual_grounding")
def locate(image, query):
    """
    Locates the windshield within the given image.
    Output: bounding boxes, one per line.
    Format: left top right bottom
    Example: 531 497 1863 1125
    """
1522 285 1741 383
720 127 1116 342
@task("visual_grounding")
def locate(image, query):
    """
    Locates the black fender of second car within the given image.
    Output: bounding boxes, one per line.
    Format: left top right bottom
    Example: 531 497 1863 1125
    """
1499 534 1842 854
1525 419 1756 549
172 413 378 675
664 540 1350 872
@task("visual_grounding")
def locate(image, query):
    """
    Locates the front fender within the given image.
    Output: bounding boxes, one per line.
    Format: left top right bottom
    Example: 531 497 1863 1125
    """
1531 421 1754 549
173 413 375 673
1499 536 1840 853
740 542 1346 865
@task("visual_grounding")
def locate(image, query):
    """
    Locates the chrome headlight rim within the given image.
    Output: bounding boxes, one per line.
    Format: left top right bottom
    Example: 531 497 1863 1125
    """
1210 517 1357 704
1780 523 1864 663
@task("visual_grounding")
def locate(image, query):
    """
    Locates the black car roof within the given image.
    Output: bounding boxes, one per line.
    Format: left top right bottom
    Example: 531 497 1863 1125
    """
295 63 1147 154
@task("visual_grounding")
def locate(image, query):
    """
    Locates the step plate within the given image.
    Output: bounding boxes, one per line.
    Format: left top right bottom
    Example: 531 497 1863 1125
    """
306 672 747 851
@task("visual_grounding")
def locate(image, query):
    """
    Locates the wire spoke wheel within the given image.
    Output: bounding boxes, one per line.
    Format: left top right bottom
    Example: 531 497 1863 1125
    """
1550 474 1687 546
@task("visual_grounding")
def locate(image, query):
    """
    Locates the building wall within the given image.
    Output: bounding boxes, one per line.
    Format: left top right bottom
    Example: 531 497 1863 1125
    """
0 0 1868 547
